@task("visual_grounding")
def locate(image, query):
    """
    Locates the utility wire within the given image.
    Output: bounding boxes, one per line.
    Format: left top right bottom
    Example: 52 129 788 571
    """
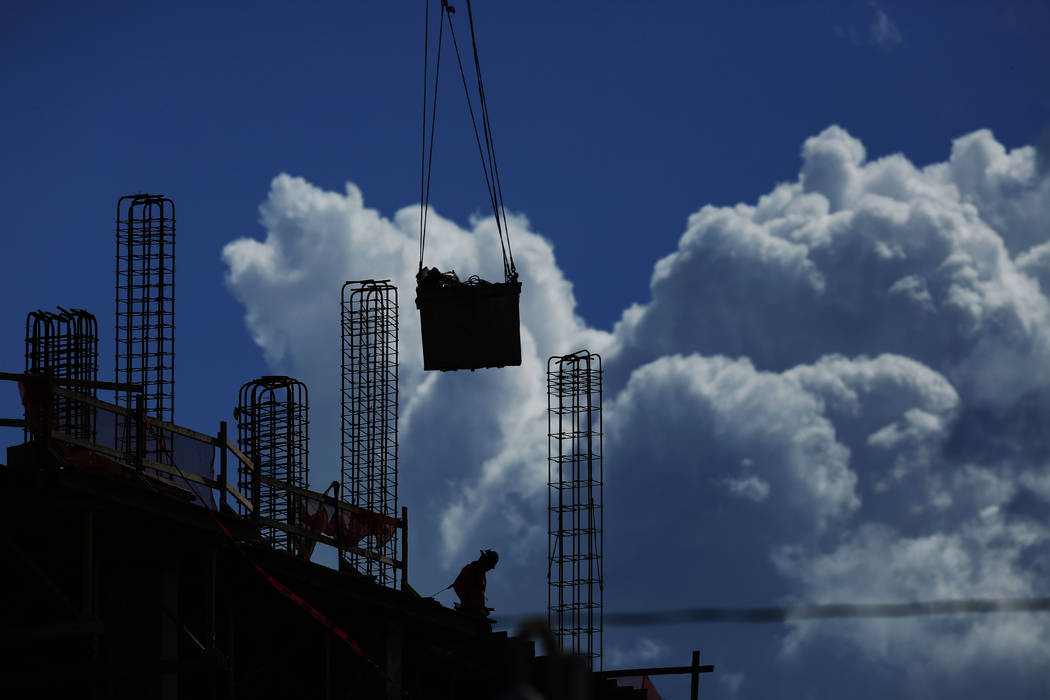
496 597 1050 627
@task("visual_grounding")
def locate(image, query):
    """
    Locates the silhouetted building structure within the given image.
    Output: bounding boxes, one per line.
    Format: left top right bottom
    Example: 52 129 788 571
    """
0 375 647 698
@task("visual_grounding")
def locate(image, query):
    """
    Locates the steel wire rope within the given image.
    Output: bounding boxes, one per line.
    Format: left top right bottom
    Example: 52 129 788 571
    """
419 0 429 268
419 0 446 272
465 0 516 279
442 9 509 277
438 2 515 282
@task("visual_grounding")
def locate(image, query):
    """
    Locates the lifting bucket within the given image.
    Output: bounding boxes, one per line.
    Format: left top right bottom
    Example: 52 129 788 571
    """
416 268 522 371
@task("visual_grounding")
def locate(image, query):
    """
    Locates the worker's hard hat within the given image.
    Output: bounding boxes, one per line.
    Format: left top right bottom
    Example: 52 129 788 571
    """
480 549 499 567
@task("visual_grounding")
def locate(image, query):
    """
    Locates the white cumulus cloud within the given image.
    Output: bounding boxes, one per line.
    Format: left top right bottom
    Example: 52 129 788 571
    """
222 175 607 576
223 125 1050 697
607 126 1050 409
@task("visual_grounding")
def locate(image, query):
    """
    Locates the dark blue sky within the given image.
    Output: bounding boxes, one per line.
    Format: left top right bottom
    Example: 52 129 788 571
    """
4 1 1046 335
3 2 1049 697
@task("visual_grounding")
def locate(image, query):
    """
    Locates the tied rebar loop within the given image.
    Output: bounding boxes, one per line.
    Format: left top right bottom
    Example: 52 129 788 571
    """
115 194 175 466
236 376 310 552
548 350 604 671
341 280 400 589
24 308 99 444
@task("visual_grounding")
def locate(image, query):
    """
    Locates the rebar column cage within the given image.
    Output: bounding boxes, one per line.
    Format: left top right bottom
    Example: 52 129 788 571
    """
237 376 309 552
24 307 99 442
116 194 174 464
341 280 399 588
548 350 603 671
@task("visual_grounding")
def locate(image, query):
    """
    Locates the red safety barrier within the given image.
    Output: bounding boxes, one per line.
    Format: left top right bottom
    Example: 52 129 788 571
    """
296 495 400 559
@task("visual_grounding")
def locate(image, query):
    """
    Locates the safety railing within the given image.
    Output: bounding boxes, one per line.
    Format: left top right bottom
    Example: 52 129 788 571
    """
0 372 407 586
1 371 249 512
255 476 408 586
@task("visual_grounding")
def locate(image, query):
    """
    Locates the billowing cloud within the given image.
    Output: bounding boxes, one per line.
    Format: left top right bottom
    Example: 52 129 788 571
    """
222 176 608 577
608 126 1050 409
600 125 1050 689
606 353 862 534
773 512 1050 698
223 125 1050 696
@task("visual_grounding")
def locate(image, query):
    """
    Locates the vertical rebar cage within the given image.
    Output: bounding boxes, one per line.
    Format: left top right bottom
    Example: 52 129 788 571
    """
548 350 604 671
236 377 309 552
116 194 175 463
341 280 399 588
24 307 99 442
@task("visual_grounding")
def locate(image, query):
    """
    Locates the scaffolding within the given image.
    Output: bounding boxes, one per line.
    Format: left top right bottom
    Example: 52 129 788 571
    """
341 280 399 587
24 307 99 442
548 350 603 671
236 376 309 552
115 194 175 465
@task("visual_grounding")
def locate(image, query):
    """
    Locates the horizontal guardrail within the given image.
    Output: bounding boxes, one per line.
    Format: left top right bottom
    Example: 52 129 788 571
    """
3 372 251 513
0 371 142 394
3 371 406 582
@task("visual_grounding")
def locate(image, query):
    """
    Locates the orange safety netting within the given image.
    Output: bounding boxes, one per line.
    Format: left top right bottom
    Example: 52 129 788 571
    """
296 496 398 559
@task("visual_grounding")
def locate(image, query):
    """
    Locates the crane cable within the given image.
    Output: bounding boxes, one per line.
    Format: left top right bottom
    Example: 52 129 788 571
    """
464 0 516 281
418 0 444 274
419 0 517 283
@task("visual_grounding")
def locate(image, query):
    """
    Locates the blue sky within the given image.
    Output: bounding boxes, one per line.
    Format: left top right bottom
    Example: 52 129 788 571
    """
3 1 1050 698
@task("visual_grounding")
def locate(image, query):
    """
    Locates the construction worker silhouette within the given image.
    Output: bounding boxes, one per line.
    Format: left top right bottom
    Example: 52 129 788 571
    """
453 549 499 618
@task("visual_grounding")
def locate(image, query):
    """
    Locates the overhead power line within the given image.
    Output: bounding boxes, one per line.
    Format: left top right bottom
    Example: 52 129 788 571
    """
498 597 1050 628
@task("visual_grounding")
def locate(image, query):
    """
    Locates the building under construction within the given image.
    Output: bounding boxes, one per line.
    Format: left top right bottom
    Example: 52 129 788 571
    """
0 11 720 695
1 420 638 698
0 192 683 699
